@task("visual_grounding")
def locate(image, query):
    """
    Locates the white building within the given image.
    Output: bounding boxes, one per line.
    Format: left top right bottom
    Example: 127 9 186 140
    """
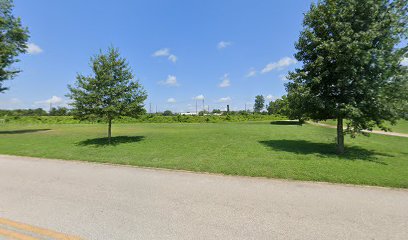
179 112 197 116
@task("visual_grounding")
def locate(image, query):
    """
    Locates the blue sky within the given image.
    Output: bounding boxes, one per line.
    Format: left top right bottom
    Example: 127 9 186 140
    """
0 0 314 112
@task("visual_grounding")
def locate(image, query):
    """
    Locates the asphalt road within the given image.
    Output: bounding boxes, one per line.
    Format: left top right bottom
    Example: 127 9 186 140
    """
0 155 407 240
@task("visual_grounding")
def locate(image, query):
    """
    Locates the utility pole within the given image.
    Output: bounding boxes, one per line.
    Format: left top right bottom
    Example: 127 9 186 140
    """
245 103 246 112
149 102 152 114
155 105 157 114
195 100 198 115
202 99 205 112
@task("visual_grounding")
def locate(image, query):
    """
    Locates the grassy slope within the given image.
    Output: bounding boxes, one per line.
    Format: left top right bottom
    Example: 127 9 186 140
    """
320 119 408 134
0 122 407 188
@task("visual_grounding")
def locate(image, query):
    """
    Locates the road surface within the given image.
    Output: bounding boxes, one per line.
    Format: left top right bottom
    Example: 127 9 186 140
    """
0 155 407 239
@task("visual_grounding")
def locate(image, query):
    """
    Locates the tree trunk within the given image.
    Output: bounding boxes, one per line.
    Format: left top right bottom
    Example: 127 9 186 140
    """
108 118 112 144
336 117 344 155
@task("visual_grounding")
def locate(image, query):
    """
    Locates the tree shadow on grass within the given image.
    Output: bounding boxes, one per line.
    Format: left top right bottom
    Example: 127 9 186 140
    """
0 129 51 134
259 139 393 164
78 136 145 147
270 120 302 126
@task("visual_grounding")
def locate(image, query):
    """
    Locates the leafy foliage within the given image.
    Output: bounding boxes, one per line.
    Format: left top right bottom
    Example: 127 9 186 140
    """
0 108 47 116
267 96 288 115
67 47 147 141
49 107 70 116
162 110 173 116
287 0 408 153
2 114 286 124
254 95 265 113
0 0 29 92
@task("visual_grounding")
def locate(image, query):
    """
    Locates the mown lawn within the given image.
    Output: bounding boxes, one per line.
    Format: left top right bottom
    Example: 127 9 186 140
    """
320 119 408 134
0 122 407 188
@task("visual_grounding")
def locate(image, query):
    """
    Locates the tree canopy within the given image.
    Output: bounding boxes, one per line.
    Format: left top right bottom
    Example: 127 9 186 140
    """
0 0 29 93
67 47 147 143
287 0 408 154
254 95 265 113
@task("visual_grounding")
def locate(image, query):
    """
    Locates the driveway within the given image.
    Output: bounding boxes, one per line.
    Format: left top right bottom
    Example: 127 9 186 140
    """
0 155 407 239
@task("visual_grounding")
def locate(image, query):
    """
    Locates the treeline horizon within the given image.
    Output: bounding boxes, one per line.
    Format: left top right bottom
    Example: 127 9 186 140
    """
0 105 280 117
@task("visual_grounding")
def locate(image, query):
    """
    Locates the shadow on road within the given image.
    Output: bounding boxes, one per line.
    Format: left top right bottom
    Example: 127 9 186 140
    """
78 136 145 147
0 129 51 134
259 139 392 164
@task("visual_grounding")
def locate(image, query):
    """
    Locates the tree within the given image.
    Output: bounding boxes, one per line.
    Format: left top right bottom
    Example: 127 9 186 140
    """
49 107 70 116
0 0 29 93
67 47 147 143
254 95 265 113
162 110 173 116
285 83 310 123
267 96 288 116
198 110 209 116
288 0 407 154
212 109 221 114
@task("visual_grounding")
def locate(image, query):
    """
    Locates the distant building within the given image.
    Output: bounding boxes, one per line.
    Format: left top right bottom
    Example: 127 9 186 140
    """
179 112 197 116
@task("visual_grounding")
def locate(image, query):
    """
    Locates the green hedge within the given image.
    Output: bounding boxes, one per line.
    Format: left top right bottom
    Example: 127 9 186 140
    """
1 114 286 124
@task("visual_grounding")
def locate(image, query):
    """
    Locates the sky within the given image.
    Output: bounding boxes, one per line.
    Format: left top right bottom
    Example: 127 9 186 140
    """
0 0 315 112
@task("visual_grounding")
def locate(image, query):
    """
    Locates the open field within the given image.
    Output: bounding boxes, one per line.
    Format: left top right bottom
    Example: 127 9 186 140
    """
0 122 407 188
320 119 408 134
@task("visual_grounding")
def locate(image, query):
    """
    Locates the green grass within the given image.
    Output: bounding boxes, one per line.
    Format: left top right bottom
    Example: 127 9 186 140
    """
320 119 408 134
0 122 407 188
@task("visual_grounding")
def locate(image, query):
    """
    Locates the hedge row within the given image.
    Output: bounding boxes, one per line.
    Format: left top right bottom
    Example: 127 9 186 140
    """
1 114 286 124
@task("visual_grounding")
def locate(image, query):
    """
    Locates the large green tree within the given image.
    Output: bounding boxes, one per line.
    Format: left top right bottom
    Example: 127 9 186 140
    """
288 0 408 154
67 47 147 143
0 0 29 92
254 95 265 113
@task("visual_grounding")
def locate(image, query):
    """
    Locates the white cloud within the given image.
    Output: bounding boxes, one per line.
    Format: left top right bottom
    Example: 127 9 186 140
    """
152 48 177 63
167 98 176 103
279 74 288 81
217 41 232 49
34 96 64 107
401 57 408 66
193 94 205 100
217 97 231 103
218 73 231 88
246 68 257 78
159 75 179 87
152 48 170 57
265 94 276 101
261 57 297 74
168 54 177 63
26 43 43 55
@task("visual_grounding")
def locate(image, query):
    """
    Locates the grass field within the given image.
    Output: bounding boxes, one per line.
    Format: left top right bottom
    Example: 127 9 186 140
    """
1 121 407 188
320 119 408 134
